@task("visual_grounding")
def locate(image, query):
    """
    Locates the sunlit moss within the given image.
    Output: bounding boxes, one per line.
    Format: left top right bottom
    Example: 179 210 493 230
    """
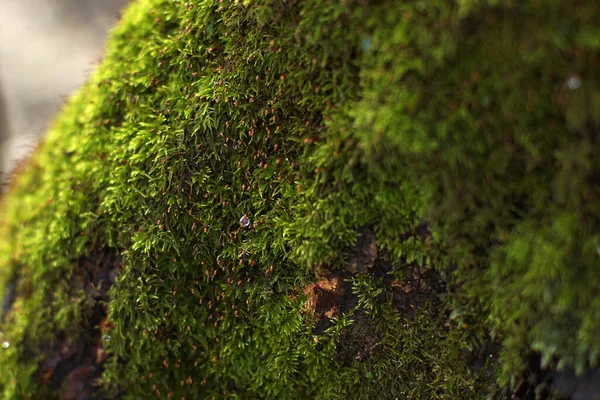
1 0 599 398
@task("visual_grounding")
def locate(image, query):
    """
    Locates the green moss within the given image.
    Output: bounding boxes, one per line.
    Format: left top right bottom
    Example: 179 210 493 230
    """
1 0 599 398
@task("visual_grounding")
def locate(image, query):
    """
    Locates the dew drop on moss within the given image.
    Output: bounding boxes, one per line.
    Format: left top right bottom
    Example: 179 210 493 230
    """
567 75 582 90
1 341 9 349
239 214 251 228
102 334 112 342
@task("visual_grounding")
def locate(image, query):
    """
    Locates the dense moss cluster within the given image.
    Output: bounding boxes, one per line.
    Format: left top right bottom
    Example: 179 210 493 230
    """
1 0 599 398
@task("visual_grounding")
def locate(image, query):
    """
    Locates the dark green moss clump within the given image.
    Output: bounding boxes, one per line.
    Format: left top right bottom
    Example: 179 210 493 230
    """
1 0 600 398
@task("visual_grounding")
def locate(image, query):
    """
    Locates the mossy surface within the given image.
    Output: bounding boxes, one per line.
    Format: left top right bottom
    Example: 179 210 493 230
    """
1 0 599 398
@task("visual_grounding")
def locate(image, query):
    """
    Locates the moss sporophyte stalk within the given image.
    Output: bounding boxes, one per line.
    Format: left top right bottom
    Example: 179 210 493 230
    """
1 0 600 399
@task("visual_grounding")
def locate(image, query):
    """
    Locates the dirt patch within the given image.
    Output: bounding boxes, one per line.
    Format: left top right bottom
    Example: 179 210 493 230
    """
341 226 448 357
38 246 122 400
303 276 345 319
306 224 446 333
344 227 378 274
345 225 445 321
387 261 445 321
304 272 358 336
333 310 382 366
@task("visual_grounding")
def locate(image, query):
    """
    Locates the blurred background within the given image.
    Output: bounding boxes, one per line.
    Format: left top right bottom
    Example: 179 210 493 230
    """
0 0 130 186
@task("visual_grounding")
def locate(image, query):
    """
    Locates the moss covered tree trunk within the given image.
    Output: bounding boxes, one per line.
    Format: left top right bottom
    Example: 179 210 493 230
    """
1 0 600 398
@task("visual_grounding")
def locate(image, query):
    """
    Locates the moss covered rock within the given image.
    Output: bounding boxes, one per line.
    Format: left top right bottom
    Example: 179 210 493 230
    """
1 0 599 398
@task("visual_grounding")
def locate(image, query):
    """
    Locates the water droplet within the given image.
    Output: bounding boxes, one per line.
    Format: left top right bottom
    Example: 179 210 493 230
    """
2 342 9 349
567 75 582 90
239 214 251 228
102 334 111 342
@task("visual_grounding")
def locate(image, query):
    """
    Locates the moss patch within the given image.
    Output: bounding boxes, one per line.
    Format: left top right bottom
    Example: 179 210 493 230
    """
1 0 600 398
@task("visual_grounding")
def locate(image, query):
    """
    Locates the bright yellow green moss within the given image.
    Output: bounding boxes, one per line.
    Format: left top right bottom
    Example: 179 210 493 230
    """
1 0 599 398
